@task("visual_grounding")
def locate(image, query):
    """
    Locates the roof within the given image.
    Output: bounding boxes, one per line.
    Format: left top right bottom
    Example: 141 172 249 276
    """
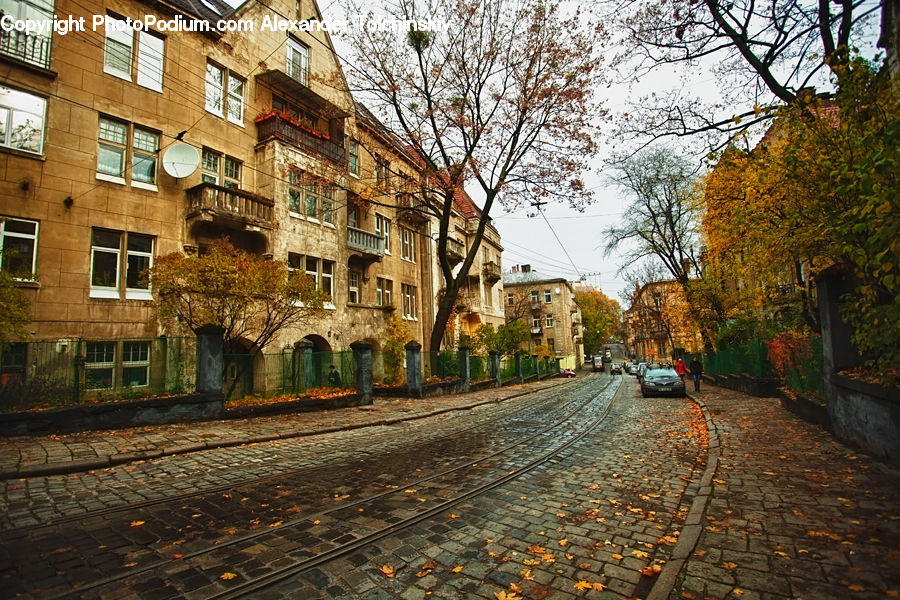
163 0 245 22
502 269 569 287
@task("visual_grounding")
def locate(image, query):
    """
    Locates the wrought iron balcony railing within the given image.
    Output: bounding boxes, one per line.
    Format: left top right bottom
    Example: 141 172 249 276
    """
0 29 51 69
256 111 346 167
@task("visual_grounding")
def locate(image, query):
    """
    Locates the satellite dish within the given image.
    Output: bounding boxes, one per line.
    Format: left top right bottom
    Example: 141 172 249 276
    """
162 143 200 178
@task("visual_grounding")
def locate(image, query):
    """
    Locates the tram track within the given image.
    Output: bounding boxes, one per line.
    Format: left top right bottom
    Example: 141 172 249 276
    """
0 376 619 599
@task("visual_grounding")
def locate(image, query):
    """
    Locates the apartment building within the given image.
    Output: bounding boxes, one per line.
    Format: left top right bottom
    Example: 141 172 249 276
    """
623 280 703 362
0 0 502 396
502 265 583 368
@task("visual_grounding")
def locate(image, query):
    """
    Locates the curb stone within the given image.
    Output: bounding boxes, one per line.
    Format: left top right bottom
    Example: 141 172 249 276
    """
646 392 719 600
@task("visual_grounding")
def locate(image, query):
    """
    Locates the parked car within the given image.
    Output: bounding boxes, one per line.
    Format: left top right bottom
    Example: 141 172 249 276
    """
640 366 686 397
559 368 577 378
609 363 622 375
636 362 650 381
592 356 605 372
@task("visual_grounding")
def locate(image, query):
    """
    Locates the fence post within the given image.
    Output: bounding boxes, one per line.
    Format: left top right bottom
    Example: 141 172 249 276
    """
515 351 524 383
458 346 471 391
543 355 550 376
195 325 225 394
489 351 501 386
294 339 314 392
405 341 423 398
532 354 539 378
350 341 373 405
553 357 562 373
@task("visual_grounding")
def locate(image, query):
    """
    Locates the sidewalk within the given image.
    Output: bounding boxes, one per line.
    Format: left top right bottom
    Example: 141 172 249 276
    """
0 379 564 481
668 384 900 600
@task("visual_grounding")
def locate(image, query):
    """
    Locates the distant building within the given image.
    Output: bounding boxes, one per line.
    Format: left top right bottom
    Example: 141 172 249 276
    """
502 265 583 368
624 280 702 361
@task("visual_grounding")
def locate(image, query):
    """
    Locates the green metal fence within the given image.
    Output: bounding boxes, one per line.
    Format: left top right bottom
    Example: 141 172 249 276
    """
499 356 517 381
224 349 355 401
0 337 196 412
522 355 537 378
697 338 774 379
425 350 461 380
470 355 489 381
782 335 825 400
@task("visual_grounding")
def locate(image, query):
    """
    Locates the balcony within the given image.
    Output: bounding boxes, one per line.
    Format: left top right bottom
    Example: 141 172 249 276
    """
465 295 482 312
0 29 52 71
531 326 543 335
482 261 501 282
186 182 274 230
347 227 384 263
255 111 346 167
446 237 465 265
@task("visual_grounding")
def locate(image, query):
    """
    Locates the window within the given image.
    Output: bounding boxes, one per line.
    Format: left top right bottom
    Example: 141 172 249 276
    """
205 62 224 114
90 229 154 299
0 86 46 154
321 260 334 298
226 74 245 124
132 127 159 184
0 0 53 68
400 228 416 262
305 256 318 286
125 234 153 299
201 149 241 188
348 270 360 303
97 117 127 178
321 185 334 224
375 214 391 253
375 156 388 186
507 293 514 306
530 291 539 303
484 283 493 307
545 315 555 327
547 338 555 353
122 341 150 387
288 171 303 214
348 139 359 176
532 316 541 329
544 290 552 303
98 118 159 186
103 16 164 91
85 341 115 389
377 277 393 306
0 217 38 279
286 38 309 85
401 283 417 319
347 206 359 228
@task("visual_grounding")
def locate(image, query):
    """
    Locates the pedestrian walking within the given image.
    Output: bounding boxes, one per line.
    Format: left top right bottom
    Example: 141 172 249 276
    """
675 358 686 381
689 357 703 392
327 365 342 386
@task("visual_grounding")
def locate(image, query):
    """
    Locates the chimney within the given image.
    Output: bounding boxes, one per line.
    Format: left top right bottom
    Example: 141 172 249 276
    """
512 265 519 273
522 264 531 273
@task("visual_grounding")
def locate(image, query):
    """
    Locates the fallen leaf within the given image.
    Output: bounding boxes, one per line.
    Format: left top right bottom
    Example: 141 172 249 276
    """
722 562 738 570
130 521 145 527
631 550 650 558
520 568 534 580
611 553 623 560
172 553 184 559
451 565 463 573
123 562 137 568
495 592 521 600
641 564 662 576
848 584 865 592
380 565 395 578
509 582 524 594
559 539 568 547
574 581 593 591
220 572 237 580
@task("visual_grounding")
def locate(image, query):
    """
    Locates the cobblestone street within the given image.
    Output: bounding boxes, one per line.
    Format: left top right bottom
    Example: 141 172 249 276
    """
0 374 898 599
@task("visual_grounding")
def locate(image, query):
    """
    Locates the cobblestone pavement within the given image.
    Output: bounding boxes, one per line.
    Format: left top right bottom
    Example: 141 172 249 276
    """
1 375 899 600
0 379 566 480
674 385 900 600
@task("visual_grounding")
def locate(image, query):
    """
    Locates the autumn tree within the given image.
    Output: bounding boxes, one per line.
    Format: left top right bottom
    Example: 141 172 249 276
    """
339 0 605 352
608 0 884 149
602 146 729 347
575 289 621 356
150 240 328 394
703 59 900 380
382 314 413 384
0 269 30 352
472 321 530 358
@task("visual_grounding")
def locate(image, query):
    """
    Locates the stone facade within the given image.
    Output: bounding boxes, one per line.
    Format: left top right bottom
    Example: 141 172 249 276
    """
624 280 703 362
0 0 502 397
501 265 583 369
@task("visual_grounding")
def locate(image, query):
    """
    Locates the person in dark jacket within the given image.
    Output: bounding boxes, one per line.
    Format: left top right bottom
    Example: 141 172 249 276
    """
689 357 703 392
327 365 341 386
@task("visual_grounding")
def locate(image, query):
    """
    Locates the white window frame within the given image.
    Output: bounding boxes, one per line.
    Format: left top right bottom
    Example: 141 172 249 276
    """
122 340 150 387
348 139 359 176
125 233 154 300
0 86 46 154
90 229 122 298
545 314 555 327
321 260 334 298
507 293 514 306
97 118 159 188
544 290 552 303
530 291 539 303
136 31 164 92
103 15 133 81
286 38 309 85
0 217 38 279
226 73 245 125
375 214 391 254
348 270 360 304
402 283 417 319
400 228 415 262
97 117 128 182
376 277 393 307
201 149 241 188
131 127 159 188
85 341 116 390
205 61 225 115
305 256 318 286
532 316 541 329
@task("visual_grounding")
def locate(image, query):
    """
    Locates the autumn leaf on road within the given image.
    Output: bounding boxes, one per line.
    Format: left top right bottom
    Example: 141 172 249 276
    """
641 564 662 576
451 565 464 573
130 521 145 527
220 572 237 580
575 580 606 592
527 544 546 554
520 568 535 580
631 550 650 558
722 562 738 570
380 565 395 578
495 591 521 600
